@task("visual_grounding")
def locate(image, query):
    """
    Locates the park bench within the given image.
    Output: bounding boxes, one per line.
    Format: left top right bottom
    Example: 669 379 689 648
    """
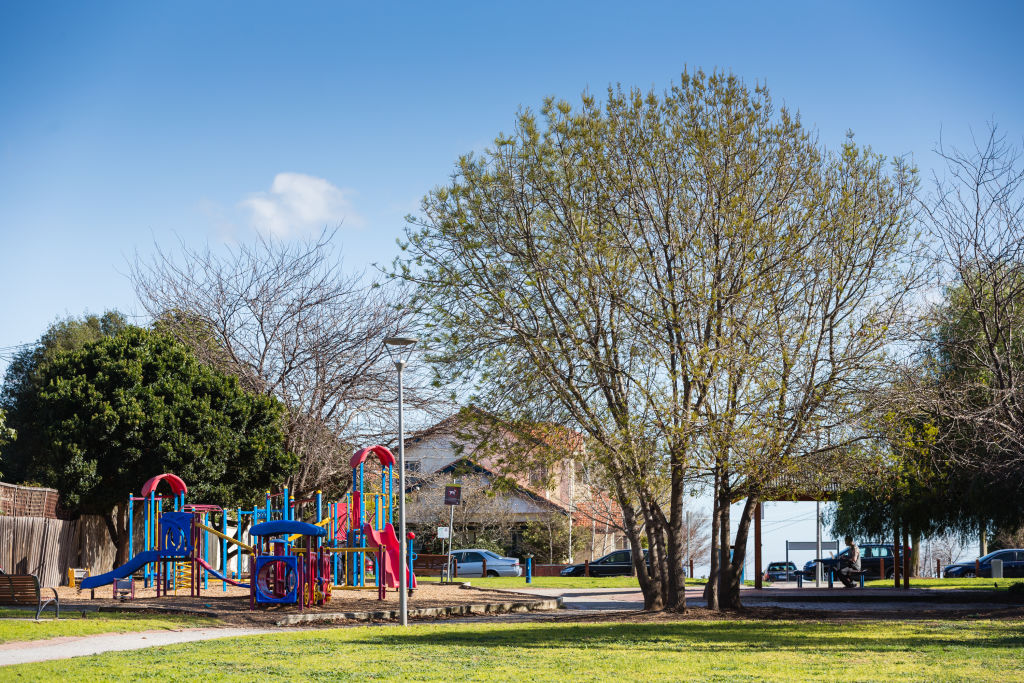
414 554 458 580
826 568 870 588
0 574 60 619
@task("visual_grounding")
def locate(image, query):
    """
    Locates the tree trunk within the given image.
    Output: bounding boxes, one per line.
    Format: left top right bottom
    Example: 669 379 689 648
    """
893 523 902 589
716 485 732 609
705 468 721 609
115 503 130 566
910 529 921 578
615 482 663 610
720 496 756 610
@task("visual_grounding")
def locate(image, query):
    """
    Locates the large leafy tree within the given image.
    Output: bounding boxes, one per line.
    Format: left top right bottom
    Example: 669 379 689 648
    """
1 312 129 483
396 71 921 611
3 325 296 563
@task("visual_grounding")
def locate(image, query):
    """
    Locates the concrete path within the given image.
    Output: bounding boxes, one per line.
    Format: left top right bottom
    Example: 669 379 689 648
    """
508 585 1015 615
0 627 276 667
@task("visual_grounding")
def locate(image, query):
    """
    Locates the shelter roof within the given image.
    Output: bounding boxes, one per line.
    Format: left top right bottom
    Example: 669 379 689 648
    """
759 451 870 502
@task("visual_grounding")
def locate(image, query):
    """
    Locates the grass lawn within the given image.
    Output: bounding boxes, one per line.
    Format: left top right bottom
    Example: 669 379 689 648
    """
417 576 752 589
4 618 1023 681
418 575 644 589
863 577 1024 590
0 609 219 644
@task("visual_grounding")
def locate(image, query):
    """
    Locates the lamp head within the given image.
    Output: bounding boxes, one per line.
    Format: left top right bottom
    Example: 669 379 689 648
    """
383 336 418 368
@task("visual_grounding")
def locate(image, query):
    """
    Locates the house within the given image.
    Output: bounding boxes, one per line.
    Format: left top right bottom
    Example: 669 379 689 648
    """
403 411 626 562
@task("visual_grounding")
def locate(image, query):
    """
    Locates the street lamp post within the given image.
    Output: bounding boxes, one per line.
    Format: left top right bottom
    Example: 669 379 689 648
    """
384 336 417 626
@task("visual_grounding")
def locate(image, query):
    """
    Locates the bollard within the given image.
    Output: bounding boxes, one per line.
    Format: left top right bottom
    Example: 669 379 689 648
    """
689 559 695 579
859 572 865 588
827 568 834 588
936 559 942 578
584 560 590 577
526 556 532 584
797 572 803 588
880 558 884 581
482 557 487 578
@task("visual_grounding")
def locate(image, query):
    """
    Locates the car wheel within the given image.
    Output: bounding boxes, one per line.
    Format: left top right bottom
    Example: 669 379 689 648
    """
885 568 894 579
487 570 499 577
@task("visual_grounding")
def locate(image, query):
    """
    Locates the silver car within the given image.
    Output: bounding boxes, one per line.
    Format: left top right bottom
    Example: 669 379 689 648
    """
449 549 522 577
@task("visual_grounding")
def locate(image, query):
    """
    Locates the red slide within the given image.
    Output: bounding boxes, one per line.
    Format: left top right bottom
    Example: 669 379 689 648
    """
194 557 250 588
362 522 416 589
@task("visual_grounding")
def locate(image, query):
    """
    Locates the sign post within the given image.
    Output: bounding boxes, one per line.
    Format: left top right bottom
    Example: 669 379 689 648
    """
444 485 461 581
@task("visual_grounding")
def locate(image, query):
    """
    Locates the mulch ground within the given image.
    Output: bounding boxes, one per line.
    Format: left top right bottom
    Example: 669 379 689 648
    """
54 583 1024 627
57 582 541 626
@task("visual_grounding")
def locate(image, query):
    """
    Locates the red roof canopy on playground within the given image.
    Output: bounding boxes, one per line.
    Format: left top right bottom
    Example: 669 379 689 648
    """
140 473 188 497
350 445 396 469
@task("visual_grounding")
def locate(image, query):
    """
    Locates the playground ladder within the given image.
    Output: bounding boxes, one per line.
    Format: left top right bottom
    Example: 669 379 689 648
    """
173 561 192 594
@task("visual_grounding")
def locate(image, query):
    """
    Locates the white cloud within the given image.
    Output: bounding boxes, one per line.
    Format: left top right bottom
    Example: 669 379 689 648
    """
239 172 364 237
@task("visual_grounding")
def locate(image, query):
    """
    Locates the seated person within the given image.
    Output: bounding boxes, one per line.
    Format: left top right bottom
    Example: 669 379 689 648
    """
839 536 861 587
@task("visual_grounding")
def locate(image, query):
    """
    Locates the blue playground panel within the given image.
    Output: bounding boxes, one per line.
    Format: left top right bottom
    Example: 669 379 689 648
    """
253 556 299 604
159 512 194 558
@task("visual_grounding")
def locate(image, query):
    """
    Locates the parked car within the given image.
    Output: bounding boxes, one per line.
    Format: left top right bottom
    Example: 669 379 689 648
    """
449 549 522 577
560 549 648 577
943 549 1024 578
798 543 902 580
764 561 798 581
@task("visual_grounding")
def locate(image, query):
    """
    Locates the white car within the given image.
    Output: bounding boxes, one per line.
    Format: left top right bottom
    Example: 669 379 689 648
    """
449 549 522 577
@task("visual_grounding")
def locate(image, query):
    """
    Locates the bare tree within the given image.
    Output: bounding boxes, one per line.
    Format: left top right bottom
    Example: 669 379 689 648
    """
923 125 1024 471
682 506 711 574
926 533 967 575
405 467 524 553
132 230 446 495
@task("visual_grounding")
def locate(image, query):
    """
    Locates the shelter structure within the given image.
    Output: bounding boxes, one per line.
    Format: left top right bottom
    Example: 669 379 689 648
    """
752 451 870 588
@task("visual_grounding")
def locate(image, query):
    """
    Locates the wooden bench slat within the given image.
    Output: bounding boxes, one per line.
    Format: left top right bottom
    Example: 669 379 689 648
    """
0 573 60 618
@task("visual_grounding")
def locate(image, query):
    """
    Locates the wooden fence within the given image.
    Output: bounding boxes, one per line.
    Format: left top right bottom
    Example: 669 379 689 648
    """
0 482 61 519
0 516 80 587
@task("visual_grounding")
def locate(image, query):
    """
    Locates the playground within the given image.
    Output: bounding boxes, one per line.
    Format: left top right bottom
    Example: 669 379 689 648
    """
60 445 543 623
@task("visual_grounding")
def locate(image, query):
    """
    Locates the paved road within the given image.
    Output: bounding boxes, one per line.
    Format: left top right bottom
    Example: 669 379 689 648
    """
0 627 277 667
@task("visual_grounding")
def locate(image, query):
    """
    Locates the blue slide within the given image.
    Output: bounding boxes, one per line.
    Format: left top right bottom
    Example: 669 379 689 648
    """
80 550 160 589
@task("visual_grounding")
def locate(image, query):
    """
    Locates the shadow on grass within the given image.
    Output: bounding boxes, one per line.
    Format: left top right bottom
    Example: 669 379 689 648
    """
333 620 1024 654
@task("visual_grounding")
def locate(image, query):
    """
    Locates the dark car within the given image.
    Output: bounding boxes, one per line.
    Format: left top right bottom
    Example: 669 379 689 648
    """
944 549 1024 578
799 543 901 580
560 549 647 577
765 561 798 581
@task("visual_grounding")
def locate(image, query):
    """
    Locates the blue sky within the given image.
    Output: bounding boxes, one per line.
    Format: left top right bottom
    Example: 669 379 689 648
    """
1 1 1019 569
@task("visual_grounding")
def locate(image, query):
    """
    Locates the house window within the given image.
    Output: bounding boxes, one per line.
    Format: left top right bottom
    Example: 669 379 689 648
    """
407 460 421 473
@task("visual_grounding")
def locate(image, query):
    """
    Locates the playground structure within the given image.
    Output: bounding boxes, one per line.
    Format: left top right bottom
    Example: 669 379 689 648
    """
78 445 417 609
